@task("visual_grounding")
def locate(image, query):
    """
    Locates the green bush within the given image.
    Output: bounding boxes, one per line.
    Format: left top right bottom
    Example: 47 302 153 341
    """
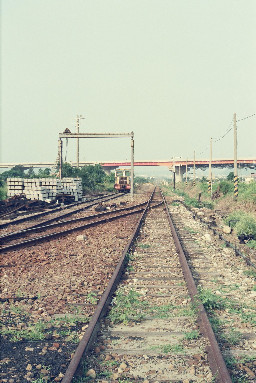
225 211 256 241
227 172 234 181
239 182 256 204
219 180 233 195
235 216 256 240
224 211 247 228
0 183 7 201
247 240 256 249
199 181 208 194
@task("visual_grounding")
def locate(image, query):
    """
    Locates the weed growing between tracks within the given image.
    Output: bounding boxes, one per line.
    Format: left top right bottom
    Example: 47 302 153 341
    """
108 286 197 324
150 343 185 354
108 288 149 324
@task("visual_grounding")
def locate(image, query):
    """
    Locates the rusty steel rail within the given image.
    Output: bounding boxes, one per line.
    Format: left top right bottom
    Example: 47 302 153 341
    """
0 200 149 243
161 191 232 383
61 188 156 383
0 203 27 219
0 192 121 230
0 197 161 253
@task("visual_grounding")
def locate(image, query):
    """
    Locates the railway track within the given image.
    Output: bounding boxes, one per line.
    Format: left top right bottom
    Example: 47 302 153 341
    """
62 188 234 382
0 190 151 382
0 200 153 252
0 192 122 232
1 186 255 382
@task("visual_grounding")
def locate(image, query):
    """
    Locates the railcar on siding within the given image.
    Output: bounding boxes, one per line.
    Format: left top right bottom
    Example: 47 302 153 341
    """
114 169 131 193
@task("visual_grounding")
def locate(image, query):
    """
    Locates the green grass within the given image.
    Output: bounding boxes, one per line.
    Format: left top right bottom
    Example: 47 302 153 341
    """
2 321 47 342
243 269 256 280
197 288 227 311
184 226 198 234
9 304 25 315
86 292 98 305
171 201 180 206
1 311 89 342
149 304 177 318
224 211 247 228
238 182 256 204
138 243 151 249
151 343 185 354
183 330 200 340
224 211 256 240
108 289 149 324
236 216 256 239
179 304 197 317
246 239 256 249
222 328 242 345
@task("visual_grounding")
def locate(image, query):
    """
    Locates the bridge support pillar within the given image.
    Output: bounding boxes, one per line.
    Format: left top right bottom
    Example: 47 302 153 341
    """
103 166 118 175
174 165 186 183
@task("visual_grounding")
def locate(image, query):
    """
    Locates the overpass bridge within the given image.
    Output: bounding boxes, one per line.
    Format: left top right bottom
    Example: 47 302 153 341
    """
101 159 256 181
0 159 255 181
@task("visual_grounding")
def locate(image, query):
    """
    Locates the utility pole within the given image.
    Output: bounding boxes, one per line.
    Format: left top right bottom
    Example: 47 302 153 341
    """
131 132 134 199
76 115 85 168
185 159 188 186
193 150 196 186
234 113 238 199
208 138 212 196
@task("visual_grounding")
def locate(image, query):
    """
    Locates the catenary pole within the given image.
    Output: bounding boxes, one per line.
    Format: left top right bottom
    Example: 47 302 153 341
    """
185 159 188 186
131 132 134 199
76 115 80 168
193 150 196 186
208 138 212 196
233 113 238 199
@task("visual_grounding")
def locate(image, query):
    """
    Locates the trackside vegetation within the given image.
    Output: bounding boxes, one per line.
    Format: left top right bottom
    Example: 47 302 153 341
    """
164 173 256 245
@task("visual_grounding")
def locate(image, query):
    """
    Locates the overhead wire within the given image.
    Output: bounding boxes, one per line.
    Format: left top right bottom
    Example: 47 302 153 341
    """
237 113 256 123
194 112 255 159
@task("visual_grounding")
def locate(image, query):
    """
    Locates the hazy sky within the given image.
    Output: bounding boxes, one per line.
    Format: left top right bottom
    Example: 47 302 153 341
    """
1 0 255 169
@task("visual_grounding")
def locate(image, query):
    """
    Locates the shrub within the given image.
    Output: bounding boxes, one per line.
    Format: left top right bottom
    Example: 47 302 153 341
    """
235 216 256 241
239 182 256 204
0 184 7 200
224 211 247 228
246 240 256 249
219 180 233 195
227 172 234 181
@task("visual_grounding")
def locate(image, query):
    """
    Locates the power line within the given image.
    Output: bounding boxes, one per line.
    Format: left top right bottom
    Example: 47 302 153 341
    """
212 119 233 143
237 113 256 123
194 112 255 159
212 112 255 144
